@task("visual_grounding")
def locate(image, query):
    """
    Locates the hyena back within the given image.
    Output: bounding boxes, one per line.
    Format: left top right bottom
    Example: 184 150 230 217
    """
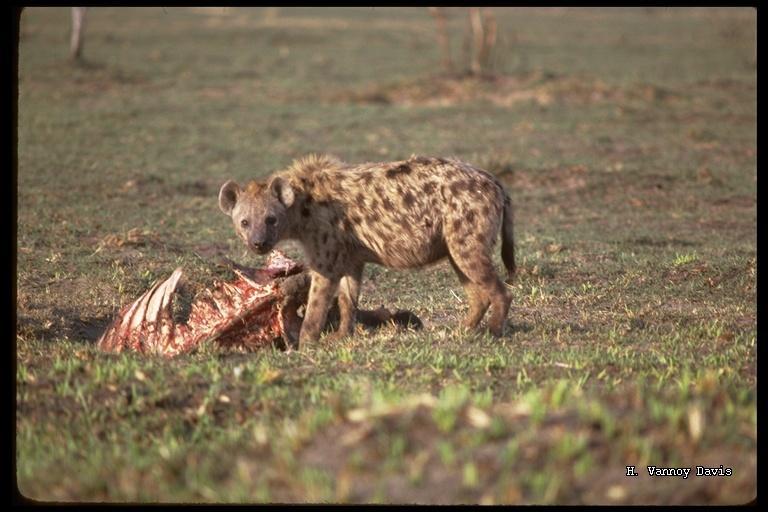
219 154 515 346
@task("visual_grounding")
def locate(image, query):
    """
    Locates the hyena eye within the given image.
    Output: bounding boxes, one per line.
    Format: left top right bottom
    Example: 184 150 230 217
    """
265 215 277 226
240 219 249 228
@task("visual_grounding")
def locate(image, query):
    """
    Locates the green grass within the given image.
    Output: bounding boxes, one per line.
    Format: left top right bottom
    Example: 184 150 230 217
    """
17 6 755 504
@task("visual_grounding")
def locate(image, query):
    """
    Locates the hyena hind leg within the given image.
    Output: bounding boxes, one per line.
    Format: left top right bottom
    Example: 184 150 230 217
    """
448 254 491 330
450 251 510 337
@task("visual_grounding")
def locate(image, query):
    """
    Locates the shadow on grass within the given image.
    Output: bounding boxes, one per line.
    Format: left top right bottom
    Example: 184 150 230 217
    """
18 311 112 344
506 321 535 335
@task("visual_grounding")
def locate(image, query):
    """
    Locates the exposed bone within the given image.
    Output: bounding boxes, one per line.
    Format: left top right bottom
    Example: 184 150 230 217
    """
98 250 423 357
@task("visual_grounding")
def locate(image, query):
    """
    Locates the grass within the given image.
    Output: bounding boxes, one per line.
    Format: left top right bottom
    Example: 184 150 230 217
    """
16 6 755 504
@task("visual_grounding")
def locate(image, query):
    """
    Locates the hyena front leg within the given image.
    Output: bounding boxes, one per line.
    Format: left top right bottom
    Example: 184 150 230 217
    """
331 264 363 340
299 271 340 346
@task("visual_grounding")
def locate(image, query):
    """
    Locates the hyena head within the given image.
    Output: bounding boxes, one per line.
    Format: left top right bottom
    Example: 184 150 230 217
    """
218 176 295 255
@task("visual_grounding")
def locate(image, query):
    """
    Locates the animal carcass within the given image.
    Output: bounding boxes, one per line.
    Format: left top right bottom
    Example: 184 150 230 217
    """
97 250 421 357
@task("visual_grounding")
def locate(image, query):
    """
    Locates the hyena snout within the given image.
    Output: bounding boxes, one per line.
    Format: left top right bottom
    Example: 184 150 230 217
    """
247 231 275 254
243 215 281 254
250 239 269 253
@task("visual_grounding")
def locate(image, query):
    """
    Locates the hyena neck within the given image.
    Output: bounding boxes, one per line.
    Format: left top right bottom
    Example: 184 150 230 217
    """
282 191 314 240
279 166 338 243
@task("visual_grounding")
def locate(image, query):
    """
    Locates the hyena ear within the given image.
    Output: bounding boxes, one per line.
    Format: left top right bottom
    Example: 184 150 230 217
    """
269 176 295 208
218 180 241 216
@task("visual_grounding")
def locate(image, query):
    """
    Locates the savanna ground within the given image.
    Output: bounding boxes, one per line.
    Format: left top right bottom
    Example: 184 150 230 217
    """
16 7 756 504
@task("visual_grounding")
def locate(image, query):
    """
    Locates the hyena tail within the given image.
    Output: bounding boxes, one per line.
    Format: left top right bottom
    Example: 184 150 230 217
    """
501 192 516 284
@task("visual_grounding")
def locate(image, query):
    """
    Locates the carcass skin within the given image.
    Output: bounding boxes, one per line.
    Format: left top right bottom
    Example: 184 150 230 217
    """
97 250 421 357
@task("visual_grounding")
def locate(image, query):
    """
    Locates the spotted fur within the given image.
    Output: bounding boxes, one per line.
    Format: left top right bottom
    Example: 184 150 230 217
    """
219 154 516 345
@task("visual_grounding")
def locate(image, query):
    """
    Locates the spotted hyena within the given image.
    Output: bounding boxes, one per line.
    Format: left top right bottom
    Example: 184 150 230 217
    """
218 154 516 346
